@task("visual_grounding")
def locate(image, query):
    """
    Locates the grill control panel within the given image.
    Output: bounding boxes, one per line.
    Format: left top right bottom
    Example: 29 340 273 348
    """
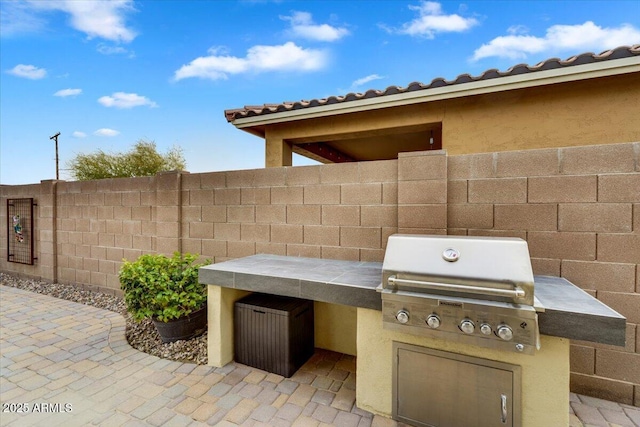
382 293 539 355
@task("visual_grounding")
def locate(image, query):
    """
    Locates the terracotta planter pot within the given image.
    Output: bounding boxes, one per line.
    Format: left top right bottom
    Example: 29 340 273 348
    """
152 305 207 343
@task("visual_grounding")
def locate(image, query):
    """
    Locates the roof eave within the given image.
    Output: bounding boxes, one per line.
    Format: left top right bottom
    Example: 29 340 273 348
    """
231 57 640 131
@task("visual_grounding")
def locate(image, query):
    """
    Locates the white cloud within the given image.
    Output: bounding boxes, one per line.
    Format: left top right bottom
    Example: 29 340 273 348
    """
281 11 349 42
22 0 136 42
98 92 158 109
207 46 230 56
391 1 478 38
0 1 45 37
507 25 529 36
352 74 385 88
174 42 328 81
7 64 46 79
54 88 82 97
94 128 120 137
72 131 87 138
97 43 135 57
473 21 640 61
473 36 547 61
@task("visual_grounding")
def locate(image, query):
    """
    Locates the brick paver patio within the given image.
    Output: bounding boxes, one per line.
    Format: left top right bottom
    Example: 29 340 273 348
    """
1 285 638 426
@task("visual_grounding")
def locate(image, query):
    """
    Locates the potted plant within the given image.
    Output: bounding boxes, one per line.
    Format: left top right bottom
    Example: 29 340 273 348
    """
119 252 209 343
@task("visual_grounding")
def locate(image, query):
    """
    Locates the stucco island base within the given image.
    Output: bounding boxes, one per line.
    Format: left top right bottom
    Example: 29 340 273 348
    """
208 285 569 426
356 307 570 427
207 285 250 367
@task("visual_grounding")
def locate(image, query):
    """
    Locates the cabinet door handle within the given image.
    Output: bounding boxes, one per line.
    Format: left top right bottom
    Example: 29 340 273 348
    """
500 394 508 424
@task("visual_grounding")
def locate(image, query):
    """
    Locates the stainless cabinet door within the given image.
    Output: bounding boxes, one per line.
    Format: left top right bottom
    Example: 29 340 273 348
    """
394 343 521 427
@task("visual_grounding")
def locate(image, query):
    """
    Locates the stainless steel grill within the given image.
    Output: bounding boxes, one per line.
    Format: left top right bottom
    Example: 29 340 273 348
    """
379 234 541 354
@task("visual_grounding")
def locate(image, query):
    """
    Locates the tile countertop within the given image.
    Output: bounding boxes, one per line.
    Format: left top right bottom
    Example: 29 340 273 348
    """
199 254 383 311
199 254 626 347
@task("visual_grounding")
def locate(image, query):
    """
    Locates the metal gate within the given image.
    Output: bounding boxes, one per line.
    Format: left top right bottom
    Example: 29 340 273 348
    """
7 198 36 265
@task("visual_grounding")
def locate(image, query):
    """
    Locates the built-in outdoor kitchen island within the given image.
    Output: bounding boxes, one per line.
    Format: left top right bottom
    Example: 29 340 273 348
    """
199 236 626 427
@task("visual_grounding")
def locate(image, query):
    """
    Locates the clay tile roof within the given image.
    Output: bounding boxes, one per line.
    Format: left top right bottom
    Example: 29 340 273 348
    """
224 45 640 123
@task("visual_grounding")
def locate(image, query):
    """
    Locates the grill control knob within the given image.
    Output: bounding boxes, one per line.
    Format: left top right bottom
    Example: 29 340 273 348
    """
480 323 492 335
396 310 410 324
460 319 475 334
497 325 514 341
426 315 441 329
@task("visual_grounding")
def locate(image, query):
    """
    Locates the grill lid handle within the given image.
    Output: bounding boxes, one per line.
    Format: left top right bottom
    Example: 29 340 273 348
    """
387 276 527 300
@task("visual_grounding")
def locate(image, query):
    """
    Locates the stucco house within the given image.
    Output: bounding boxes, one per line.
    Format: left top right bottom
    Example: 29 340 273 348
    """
224 44 639 167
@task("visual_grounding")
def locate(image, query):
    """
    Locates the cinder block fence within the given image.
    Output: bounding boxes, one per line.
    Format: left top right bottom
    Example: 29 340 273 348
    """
1 142 638 405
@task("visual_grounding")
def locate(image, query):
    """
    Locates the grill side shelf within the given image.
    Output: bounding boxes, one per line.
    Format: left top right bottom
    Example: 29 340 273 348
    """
534 276 626 346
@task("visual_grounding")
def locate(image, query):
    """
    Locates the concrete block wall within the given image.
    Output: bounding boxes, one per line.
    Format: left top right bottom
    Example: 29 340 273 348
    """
1 173 190 295
448 142 640 406
1 141 638 404
181 159 400 265
0 181 56 281
54 176 159 294
180 161 402 357
397 150 447 234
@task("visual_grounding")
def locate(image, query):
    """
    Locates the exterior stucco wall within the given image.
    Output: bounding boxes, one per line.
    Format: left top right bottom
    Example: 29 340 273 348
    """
314 302 357 356
442 75 640 154
207 285 250 367
264 74 640 160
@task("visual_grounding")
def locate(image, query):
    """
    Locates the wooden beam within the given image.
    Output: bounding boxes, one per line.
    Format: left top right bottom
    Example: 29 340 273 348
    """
295 142 355 163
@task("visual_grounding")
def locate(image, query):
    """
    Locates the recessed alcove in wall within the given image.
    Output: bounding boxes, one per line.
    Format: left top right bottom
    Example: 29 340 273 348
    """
289 123 443 164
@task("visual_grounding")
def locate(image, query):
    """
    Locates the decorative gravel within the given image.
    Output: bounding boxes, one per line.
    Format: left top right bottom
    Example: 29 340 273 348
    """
0 272 207 365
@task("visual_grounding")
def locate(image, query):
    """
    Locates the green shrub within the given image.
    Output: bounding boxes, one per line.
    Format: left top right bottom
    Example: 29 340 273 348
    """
119 252 209 322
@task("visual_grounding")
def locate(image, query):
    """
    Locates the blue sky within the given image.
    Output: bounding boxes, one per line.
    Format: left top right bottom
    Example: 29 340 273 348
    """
1 0 639 185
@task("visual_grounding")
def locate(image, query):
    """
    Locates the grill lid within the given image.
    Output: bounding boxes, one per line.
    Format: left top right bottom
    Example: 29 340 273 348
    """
382 235 535 306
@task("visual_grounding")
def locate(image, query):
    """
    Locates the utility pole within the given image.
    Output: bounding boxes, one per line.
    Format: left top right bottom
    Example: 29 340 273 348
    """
49 132 61 180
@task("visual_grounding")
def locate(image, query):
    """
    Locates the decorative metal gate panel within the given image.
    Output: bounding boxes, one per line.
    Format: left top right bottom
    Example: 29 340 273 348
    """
7 198 36 265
